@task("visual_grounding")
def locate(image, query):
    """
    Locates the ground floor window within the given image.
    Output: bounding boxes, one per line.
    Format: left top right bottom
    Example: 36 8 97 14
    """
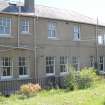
19 57 29 78
99 56 104 71
46 56 55 76
1 57 13 79
60 56 68 75
72 56 79 70
90 56 95 68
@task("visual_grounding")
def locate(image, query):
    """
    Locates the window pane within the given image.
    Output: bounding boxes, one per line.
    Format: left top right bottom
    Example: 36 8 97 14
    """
60 65 65 72
50 66 54 73
19 67 24 75
7 67 10 76
46 66 50 73
24 67 27 75
3 69 6 76
74 26 79 32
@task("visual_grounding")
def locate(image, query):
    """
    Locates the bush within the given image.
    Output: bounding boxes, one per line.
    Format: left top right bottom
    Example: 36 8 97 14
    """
76 67 98 89
19 83 41 97
65 66 98 90
64 66 77 90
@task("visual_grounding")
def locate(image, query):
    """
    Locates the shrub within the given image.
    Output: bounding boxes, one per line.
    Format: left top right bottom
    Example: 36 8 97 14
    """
76 75 92 89
19 83 41 97
64 66 77 90
65 66 98 90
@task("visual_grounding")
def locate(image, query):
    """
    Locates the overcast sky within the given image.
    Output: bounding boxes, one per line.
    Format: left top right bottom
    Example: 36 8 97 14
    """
8 0 105 22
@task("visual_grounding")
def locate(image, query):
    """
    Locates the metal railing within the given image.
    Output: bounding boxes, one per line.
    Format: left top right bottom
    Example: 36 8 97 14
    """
0 77 62 95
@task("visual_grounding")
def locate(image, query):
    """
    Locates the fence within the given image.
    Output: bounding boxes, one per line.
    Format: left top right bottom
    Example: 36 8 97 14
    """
0 78 45 95
0 76 63 95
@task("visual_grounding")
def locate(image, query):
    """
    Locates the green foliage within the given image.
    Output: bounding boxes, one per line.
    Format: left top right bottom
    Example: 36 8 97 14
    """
64 66 77 90
65 66 98 90
0 81 105 105
76 67 98 89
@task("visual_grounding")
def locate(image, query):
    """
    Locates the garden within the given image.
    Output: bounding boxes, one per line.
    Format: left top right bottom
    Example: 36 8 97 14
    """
0 67 105 105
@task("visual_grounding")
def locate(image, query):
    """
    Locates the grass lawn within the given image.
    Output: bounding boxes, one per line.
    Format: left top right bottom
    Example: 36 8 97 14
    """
0 81 105 105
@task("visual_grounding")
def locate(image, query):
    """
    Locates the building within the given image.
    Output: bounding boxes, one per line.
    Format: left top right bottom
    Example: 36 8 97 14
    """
0 0 105 94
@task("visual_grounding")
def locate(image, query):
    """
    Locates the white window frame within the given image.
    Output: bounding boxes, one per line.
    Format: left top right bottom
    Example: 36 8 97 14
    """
1 57 13 80
18 57 29 78
72 56 80 70
0 17 11 36
90 56 95 68
46 56 55 76
73 25 80 41
99 56 104 72
48 22 57 39
60 56 68 75
21 20 30 34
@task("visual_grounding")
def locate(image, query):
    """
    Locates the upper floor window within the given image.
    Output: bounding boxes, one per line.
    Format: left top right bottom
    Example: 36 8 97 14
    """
0 17 11 35
98 35 104 45
74 25 80 40
48 22 56 38
97 34 105 45
21 20 30 33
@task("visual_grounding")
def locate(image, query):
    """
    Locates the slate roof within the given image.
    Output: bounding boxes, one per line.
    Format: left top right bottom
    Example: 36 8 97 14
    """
0 1 104 26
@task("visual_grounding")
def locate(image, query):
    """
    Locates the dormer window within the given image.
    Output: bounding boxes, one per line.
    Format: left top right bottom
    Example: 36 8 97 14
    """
0 17 11 36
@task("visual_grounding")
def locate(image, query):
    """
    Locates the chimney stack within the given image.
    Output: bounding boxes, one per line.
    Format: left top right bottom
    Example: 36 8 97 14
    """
24 0 35 12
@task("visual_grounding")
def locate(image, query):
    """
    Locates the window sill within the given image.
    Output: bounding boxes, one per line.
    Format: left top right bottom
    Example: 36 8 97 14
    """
48 37 57 40
60 72 68 76
19 75 29 79
46 73 55 76
1 76 13 80
21 32 31 35
99 71 105 74
98 44 105 46
72 39 80 41
0 34 12 38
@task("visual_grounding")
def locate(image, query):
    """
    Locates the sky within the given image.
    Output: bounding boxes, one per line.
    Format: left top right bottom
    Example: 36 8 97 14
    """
6 0 105 23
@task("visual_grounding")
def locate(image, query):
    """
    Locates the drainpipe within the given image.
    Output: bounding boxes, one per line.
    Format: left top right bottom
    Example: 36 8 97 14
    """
96 17 99 71
33 1 38 79
17 0 21 48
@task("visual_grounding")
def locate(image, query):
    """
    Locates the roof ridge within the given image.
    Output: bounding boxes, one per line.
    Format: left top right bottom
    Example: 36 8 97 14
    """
0 2 104 26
